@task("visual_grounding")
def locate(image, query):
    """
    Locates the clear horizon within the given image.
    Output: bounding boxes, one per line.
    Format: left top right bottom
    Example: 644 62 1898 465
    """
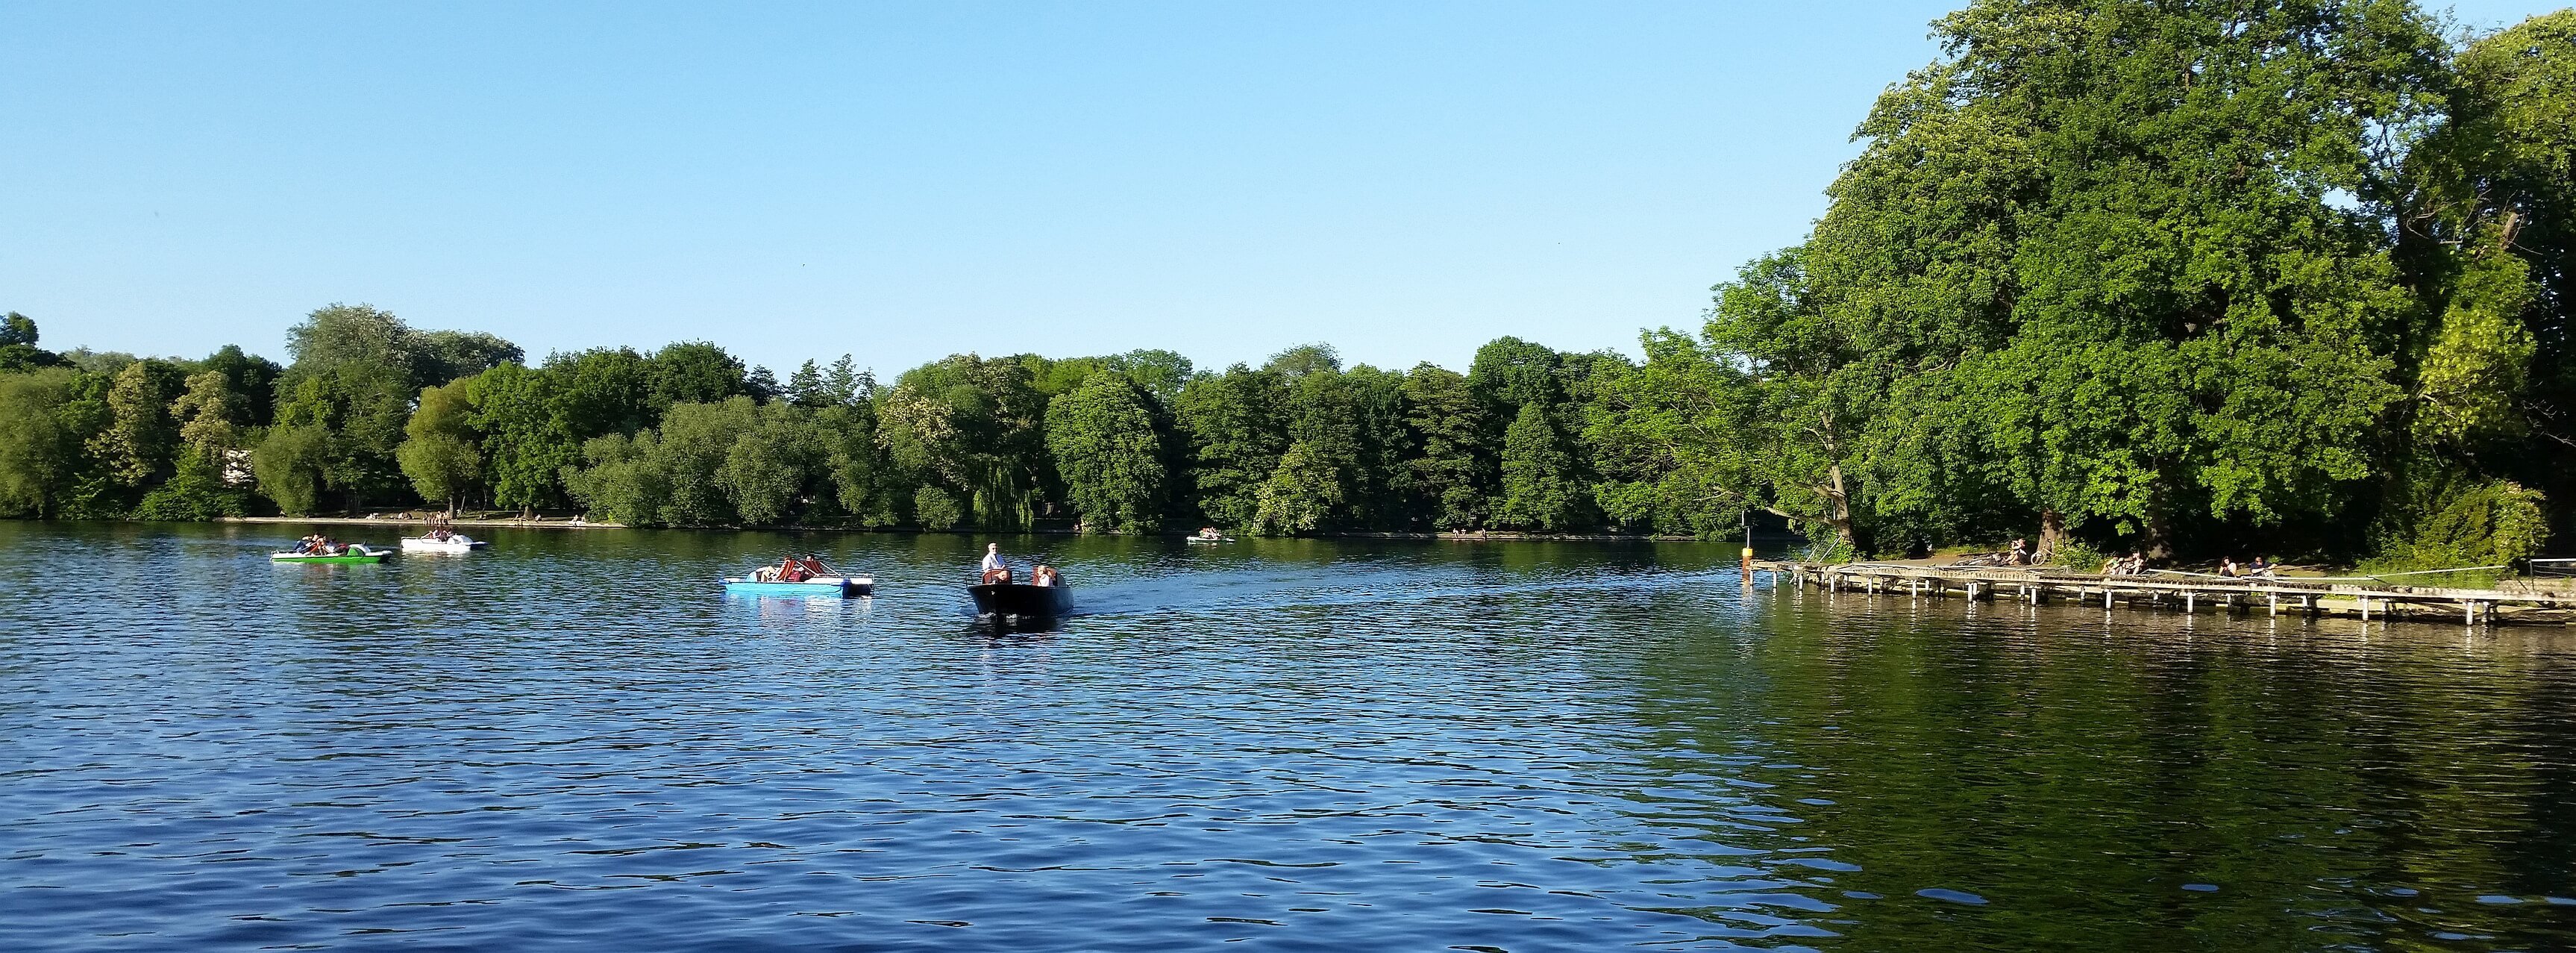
4 1 2561 377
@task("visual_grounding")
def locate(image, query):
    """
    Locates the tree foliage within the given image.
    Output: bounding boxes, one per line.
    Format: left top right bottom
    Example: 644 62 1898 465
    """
1045 372 1171 534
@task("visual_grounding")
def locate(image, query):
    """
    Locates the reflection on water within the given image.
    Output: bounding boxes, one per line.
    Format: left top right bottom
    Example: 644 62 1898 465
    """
4 522 2575 950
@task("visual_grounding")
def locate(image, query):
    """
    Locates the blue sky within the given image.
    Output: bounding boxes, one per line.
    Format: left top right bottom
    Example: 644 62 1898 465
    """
2 1 2562 378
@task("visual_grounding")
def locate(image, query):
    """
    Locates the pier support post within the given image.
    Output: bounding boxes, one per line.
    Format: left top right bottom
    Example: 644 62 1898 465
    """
2186 592 2195 613
2269 593 2279 616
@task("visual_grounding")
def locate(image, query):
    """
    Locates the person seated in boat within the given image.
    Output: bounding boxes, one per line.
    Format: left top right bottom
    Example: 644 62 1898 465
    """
778 556 812 583
1197 527 1221 540
799 554 830 578
982 566 1013 584
1031 565 1061 587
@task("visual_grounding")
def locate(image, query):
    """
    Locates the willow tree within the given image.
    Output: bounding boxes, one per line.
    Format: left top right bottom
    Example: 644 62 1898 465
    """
875 354 1049 529
2390 11 2576 553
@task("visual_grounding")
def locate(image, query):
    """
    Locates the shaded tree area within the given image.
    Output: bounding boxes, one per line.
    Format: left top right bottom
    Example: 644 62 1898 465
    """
4 1 2572 564
1596 1 2575 567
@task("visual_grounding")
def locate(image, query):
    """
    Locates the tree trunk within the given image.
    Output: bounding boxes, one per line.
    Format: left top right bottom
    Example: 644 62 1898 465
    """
1823 462 1858 552
2036 507 2066 565
2142 484 2175 562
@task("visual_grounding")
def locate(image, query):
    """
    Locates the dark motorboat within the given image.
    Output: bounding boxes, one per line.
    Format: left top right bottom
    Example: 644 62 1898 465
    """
969 582 1072 622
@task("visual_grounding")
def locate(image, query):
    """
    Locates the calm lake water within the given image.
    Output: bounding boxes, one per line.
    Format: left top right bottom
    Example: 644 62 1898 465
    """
7 522 2576 951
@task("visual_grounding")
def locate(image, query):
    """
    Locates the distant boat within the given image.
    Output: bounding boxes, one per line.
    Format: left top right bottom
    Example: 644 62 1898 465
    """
970 581 1072 622
271 544 389 564
1184 534 1234 544
401 534 489 553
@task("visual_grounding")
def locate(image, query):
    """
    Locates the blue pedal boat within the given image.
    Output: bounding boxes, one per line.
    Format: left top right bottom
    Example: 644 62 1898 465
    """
722 574 874 598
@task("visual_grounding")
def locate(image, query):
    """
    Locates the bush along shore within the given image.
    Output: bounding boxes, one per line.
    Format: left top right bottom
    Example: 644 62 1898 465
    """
4 1 2574 572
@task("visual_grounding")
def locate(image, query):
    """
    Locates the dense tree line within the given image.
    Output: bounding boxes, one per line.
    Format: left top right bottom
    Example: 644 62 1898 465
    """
2 1 2571 569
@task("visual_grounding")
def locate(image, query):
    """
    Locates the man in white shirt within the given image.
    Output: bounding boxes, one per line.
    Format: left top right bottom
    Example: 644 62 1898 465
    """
980 543 1007 582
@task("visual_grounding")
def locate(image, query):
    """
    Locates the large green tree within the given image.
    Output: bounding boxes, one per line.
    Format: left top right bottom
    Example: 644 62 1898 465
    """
0 369 87 517
1173 365 1288 531
1045 371 1171 534
1399 363 1490 530
398 380 482 513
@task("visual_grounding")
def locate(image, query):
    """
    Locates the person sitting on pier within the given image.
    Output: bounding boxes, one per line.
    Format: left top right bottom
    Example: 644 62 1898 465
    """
2008 538 2031 566
2120 552 2146 575
2248 556 2276 578
2218 557 2240 578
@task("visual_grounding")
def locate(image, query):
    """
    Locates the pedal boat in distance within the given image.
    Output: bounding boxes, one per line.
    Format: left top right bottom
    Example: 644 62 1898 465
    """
271 544 389 563
401 534 489 553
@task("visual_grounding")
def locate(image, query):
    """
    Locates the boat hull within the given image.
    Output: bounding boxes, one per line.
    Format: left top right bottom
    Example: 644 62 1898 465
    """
969 583 1072 619
401 537 488 552
723 575 873 598
272 552 389 563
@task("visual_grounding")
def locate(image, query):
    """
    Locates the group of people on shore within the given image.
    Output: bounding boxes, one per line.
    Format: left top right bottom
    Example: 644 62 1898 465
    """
2100 552 2150 576
980 543 1063 587
2217 556 2278 578
1990 537 2276 579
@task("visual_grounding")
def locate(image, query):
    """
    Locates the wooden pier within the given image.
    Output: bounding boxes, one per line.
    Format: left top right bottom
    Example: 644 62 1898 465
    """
1747 560 2576 627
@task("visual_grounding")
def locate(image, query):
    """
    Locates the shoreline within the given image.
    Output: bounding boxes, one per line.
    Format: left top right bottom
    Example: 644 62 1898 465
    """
207 516 1708 542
